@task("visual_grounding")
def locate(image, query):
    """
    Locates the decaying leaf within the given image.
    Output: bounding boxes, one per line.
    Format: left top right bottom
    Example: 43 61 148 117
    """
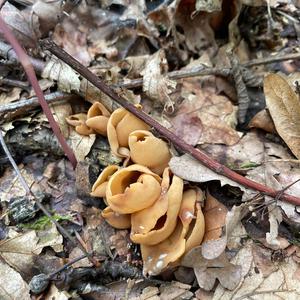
0 167 36 202
203 191 228 242
171 79 240 146
169 154 246 192
68 128 96 161
0 88 22 105
213 242 300 299
0 227 63 278
249 109 276 133
195 0 222 12
0 260 31 300
264 74 300 159
141 50 176 111
1 2 38 47
50 102 73 138
42 58 81 93
182 247 242 291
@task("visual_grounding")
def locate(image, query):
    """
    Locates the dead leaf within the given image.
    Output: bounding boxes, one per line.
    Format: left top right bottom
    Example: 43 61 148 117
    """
0 230 38 278
0 227 63 279
174 5 216 55
171 80 240 146
159 281 193 300
0 260 31 300
0 166 35 202
252 244 278 277
50 102 72 138
42 58 81 93
32 0 63 37
203 191 228 242
264 73 300 159
169 154 246 192
1 2 38 47
141 50 177 110
248 109 276 133
0 88 22 105
68 128 96 162
195 0 222 12
182 247 242 291
213 242 300 299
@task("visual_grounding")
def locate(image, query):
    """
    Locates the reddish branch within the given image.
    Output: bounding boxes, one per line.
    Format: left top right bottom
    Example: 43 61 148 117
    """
41 38 300 206
0 17 77 168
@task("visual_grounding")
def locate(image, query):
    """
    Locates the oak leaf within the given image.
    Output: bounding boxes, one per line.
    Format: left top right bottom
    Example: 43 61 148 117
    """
264 74 300 159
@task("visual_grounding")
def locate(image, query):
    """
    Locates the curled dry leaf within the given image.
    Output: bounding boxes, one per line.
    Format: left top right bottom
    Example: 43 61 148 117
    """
42 58 81 93
264 74 300 159
141 50 177 111
248 109 276 133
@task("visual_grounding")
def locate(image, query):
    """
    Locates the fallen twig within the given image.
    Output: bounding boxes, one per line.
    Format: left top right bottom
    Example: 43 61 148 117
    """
0 91 77 114
41 38 300 206
0 17 77 168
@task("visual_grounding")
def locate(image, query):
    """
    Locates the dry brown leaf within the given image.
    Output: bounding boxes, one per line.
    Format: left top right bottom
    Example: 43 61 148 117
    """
182 248 242 291
50 102 72 138
0 88 22 105
68 128 96 162
248 109 276 133
171 80 240 146
169 154 246 192
42 58 81 93
141 50 176 110
213 243 300 299
0 261 31 300
1 2 38 47
264 73 300 159
203 192 228 242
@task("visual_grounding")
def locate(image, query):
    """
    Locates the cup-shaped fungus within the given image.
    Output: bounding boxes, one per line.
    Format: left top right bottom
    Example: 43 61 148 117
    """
184 189 205 254
131 168 183 245
86 102 111 136
101 207 131 229
106 164 161 214
107 106 150 158
128 130 171 175
66 113 94 135
141 188 205 276
91 165 119 198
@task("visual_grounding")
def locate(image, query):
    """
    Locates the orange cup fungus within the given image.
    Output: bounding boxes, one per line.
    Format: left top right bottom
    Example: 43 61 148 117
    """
67 103 206 276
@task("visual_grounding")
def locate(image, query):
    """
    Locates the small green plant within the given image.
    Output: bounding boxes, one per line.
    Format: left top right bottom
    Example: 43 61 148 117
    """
19 214 71 230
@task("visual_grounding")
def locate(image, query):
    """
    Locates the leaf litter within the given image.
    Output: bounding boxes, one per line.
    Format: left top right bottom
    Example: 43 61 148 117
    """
0 0 300 299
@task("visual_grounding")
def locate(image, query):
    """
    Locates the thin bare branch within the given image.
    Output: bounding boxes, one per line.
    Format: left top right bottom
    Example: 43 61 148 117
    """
0 17 77 168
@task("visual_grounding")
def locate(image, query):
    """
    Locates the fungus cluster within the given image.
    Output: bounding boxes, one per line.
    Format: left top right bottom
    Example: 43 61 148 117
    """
67 102 205 275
